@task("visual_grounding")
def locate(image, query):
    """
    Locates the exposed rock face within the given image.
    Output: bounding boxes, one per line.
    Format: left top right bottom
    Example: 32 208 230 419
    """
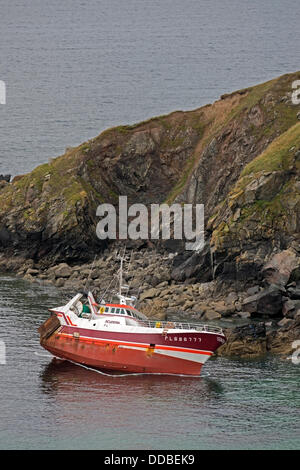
242 285 284 317
171 244 213 282
208 125 300 284
216 323 267 358
0 174 11 183
2 243 298 359
0 110 208 263
0 71 300 360
0 71 299 269
53 263 73 279
267 314 300 356
262 249 300 288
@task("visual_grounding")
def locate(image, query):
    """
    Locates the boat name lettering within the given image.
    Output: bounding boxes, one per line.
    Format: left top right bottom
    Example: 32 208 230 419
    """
105 320 120 325
164 336 201 342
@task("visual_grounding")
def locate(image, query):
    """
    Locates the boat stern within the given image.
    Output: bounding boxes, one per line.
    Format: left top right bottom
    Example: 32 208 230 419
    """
38 314 61 344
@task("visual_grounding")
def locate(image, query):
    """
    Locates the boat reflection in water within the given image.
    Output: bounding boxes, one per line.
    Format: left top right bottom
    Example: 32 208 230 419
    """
37 357 224 449
40 357 224 397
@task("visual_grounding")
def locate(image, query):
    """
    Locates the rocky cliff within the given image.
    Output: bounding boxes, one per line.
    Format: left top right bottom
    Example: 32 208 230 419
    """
0 71 299 268
0 110 204 262
0 71 300 357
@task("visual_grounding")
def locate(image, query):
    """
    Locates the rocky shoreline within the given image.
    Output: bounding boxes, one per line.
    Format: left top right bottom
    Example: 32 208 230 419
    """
0 71 299 362
1 245 299 361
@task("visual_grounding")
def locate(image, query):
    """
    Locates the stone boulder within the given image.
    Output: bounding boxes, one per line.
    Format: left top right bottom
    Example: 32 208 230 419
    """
171 243 213 283
212 301 236 317
54 263 73 278
282 299 300 318
267 315 300 356
277 317 294 328
216 323 267 357
139 288 159 302
287 286 300 300
246 285 261 296
202 310 221 321
242 285 284 317
262 249 299 288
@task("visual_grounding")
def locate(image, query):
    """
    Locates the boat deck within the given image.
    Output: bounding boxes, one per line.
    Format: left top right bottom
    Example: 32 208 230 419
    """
138 319 224 334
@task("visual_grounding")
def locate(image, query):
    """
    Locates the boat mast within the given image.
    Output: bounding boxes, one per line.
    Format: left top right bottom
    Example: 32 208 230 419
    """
116 248 137 307
117 247 127 296
119 254 123 295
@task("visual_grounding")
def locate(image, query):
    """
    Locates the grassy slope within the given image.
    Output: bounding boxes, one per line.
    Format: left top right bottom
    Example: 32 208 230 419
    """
166 72 300 204
0 71 299 243
211 122 300 250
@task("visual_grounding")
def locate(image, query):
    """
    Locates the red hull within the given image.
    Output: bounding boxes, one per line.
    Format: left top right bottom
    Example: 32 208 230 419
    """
40 326 225 376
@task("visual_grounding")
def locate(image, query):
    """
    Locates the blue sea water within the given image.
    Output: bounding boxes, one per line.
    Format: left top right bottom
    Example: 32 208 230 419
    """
0 0 299 177
0 0 299 450
0 274 299 450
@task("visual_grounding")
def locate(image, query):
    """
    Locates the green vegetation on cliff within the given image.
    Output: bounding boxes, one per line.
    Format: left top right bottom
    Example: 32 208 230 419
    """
242 122 300 175
211 122 300 252
0 70 299 262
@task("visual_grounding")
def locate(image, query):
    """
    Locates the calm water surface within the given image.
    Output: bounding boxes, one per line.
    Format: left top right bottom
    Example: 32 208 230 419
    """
0 0 300 451
0 0 299 177
0 274 299 450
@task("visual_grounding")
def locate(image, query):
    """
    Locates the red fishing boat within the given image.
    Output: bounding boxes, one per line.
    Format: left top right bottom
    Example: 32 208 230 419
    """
38 255 226 376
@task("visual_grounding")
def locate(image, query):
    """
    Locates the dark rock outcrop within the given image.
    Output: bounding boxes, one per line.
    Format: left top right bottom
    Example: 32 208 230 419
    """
242 285 284 317
262 249 300 288
0 71 299 267
267 314 300 356
0 174 11 183
1 71 300 360
216 323 267 357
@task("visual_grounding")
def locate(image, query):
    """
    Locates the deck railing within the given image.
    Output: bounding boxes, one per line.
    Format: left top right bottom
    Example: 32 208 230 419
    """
138 319 224 334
